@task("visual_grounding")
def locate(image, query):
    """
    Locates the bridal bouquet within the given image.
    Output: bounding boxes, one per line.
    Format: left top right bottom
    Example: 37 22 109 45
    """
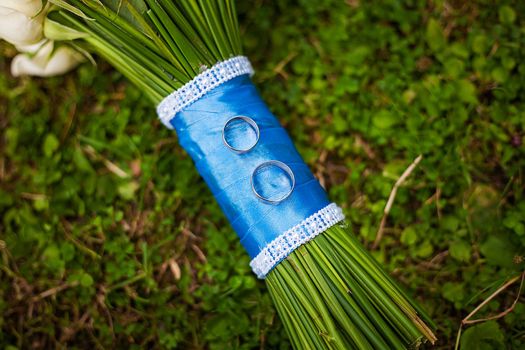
5 1 436 348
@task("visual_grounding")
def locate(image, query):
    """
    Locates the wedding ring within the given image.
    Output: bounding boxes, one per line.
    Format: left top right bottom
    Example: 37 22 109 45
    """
251 160 295 204
222 116 260 153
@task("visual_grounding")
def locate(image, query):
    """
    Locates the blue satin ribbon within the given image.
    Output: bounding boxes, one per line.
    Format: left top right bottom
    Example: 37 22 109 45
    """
171 75 330 259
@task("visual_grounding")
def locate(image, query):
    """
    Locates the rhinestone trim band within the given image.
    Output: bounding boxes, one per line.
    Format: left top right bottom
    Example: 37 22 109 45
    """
157 56 254 129
250 203 345 279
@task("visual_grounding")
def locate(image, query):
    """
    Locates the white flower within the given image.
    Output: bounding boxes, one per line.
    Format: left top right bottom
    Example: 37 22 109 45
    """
0 0 42 15
0 0 44 46
11 41 84 77
0 1 84 77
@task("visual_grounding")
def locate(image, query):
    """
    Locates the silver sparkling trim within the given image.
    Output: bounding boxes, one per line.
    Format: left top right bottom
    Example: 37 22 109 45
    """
250 203 345 279
156 56 254 129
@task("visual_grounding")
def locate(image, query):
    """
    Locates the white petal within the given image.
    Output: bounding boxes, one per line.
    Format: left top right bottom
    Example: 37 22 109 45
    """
15 39 46 54
0 0 42 16
11 42 84 77
0 6 44 46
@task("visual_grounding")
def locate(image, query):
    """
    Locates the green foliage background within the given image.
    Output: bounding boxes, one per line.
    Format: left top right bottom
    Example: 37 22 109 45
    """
1 0 524 348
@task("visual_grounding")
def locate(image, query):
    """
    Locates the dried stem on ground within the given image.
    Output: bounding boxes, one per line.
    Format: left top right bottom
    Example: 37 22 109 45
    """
454 271 525 350
373 155 423 249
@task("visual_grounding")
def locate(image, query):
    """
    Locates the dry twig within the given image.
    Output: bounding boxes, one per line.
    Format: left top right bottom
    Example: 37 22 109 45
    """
373 155 423 248
272 52 297 80
463 271 525 325
454 271 525 350
32 281 78 302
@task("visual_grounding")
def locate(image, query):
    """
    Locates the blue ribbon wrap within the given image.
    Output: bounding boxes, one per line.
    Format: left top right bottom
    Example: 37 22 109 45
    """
170 75 330 259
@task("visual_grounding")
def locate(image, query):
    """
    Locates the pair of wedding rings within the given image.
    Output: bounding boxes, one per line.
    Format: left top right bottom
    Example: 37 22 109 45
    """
222 116 295 204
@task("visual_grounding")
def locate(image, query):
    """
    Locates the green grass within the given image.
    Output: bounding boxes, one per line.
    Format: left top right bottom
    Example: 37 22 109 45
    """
1 0 525 349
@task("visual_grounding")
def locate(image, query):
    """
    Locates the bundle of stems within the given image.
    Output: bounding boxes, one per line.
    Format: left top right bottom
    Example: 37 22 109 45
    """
49 1 436 348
